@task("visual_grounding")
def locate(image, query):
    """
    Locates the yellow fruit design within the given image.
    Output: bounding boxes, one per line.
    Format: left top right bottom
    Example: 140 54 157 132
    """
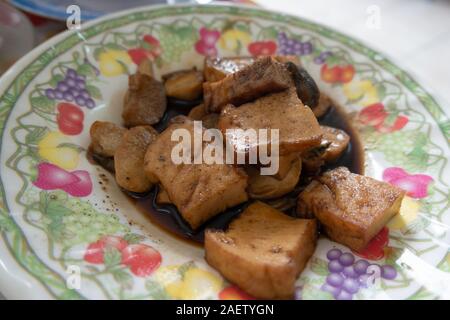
98 50 132 77
38 131 79 170
218 29 251 52
156 265 223 299
388 196 420 230
343 80 379 106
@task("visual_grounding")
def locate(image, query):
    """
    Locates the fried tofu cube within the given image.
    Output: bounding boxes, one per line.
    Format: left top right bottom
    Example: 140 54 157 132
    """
203 56 255 82
205 201 317 299
297 167 405 251
218 88 322 155
144 117 248 229
203 56 294 112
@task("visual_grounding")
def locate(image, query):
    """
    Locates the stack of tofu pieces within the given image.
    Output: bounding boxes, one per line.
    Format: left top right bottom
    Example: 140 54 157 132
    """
96 56 405 299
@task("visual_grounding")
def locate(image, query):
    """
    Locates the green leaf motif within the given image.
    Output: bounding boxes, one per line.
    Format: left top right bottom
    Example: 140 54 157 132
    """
145 280 171 300
112 269 133 289
86 85 103 100
93 47 106 60
123 233 144 244
408 287 436 300
103 247 122 268
309 257 329 276
25 127 48 145
77 64 97 78
301 284 333 300
39 191 73 241
104 43 126 51
49 74 64 87
178 261 196 279
57 142 85 153
30 96 55 112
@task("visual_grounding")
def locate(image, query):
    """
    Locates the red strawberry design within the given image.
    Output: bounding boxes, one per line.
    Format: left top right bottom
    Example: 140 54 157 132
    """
248 41 277 56
354 227 389 260
321 64 342 83
339 65 355 83
127 48 151 66
121 244 162 277
219 285 255 300
358 103 388 126
84 236 128 264
375 115 408 133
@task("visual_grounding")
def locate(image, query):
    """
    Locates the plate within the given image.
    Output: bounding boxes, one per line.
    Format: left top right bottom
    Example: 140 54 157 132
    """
0 4 449 300
9 0 176 21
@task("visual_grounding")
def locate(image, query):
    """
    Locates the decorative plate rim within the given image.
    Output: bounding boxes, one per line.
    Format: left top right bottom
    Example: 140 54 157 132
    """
0 3 449 300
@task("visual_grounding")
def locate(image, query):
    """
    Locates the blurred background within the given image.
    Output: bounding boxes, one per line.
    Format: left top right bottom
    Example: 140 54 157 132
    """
1 0 449 103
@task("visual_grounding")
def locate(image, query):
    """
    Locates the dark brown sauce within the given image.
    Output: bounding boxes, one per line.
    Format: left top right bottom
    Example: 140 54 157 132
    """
89 97 364 247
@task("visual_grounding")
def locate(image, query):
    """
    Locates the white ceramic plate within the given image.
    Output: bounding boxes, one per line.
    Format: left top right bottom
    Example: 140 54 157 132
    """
0 4 449 300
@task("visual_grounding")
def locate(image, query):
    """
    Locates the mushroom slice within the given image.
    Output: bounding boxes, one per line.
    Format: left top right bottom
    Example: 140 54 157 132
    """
163 69 204 101
247 158 302 200
123 72 166 127
285 62 320 109
115 126 158 193
89 121 127 157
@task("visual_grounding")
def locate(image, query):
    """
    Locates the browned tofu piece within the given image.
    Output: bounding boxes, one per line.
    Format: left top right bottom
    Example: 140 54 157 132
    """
163 69 204 101
313 92 332 118
203 56 254 82
89 121 127 157
297 167 405 251
273 55 301 65
123 72 166 126
205 201 317 299
203 56 294 112
246 158 301 200
188 104 207 120
156 185 172 205
144 117 248 229
218 88 322 155
301 125 350 174
114 126 158 193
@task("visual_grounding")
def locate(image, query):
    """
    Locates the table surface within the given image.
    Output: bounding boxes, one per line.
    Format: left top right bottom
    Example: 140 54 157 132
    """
1 0 449 300
256 0 450 107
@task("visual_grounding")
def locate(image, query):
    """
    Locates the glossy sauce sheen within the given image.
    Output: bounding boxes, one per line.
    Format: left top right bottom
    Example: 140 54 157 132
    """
93 97 364 246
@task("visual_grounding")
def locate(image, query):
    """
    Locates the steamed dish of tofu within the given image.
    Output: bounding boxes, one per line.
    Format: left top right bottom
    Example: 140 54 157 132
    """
88 55 405 299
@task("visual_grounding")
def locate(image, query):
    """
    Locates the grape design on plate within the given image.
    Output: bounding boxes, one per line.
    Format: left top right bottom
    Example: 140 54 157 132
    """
277 32 313 56
45 68 96 109
322 248 397 300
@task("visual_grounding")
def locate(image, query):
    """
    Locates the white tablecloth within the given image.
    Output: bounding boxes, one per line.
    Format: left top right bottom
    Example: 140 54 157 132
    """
255 0 450 107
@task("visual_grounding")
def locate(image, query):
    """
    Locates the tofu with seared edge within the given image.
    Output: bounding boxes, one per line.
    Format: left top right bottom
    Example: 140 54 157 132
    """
144 117 248 229
205 201 317 299
203 56 294 113
218 88 322 155
297 167 405 251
